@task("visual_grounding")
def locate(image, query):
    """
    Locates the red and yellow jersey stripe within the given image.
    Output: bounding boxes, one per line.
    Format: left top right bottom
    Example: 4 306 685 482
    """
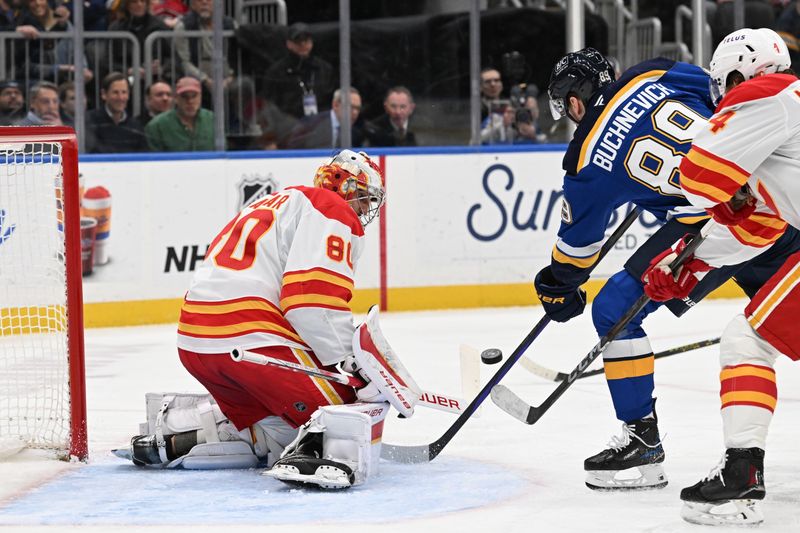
178 296 306 345
679 145 750 204
720 364 777 413
727 211 787 248
280 267 354 313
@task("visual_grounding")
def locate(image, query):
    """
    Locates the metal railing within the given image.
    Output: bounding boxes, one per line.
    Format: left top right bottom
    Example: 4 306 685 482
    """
623 17 661 69
0 31 142 116
674 4 712 66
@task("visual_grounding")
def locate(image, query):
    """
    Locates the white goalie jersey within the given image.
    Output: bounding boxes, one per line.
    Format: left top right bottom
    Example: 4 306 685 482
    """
177 186 364 366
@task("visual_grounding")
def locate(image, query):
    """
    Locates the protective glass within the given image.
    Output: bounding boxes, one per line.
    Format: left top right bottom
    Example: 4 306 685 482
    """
709 77 725 106
549 96 566 121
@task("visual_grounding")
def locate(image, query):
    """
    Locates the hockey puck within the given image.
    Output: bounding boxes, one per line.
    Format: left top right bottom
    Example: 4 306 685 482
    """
481 348 503 365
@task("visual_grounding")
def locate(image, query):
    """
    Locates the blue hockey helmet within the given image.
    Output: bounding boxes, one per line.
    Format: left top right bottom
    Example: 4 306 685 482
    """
548 47 615 122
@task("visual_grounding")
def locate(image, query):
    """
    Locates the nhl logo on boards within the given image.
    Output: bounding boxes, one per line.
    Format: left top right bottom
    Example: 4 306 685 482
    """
237 173 279 209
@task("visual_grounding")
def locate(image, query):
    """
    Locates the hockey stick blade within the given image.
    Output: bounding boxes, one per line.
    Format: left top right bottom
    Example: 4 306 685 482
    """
379 208 641 463
521 337 722 382
492 223 714 425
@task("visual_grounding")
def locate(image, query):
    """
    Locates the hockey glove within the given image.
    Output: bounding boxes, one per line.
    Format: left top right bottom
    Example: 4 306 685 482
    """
339 355 387 403
641 235 712 302
707 186 756 226
534 266 586 323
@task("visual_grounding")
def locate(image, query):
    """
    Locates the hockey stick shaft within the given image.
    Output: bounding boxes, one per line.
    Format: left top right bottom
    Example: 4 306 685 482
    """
521 336 721 382
230 348 467 415
381 208 642 463
493 223 714 425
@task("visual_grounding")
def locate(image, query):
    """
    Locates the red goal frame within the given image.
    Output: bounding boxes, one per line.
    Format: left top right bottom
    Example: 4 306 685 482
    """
0 126 88 460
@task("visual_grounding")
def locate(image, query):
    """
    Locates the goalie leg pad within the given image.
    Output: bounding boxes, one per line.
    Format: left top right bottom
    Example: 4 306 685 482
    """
120 392 279 469
264 402 389 489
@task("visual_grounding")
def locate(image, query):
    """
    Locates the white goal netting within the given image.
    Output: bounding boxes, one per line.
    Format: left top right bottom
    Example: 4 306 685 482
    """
0 142 73 455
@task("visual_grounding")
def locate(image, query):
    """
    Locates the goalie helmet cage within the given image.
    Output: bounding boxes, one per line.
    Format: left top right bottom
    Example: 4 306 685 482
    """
0 126 88 460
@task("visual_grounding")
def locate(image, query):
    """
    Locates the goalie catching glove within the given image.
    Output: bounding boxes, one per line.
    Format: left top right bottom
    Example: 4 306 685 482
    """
642 235 712 302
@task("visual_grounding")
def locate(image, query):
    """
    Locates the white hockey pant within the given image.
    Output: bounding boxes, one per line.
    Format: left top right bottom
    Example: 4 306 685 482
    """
281 402 390 486
141 392 295 469
719 315 781 450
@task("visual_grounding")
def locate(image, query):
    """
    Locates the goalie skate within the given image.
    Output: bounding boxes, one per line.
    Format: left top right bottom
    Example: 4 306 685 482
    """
263 432 355 490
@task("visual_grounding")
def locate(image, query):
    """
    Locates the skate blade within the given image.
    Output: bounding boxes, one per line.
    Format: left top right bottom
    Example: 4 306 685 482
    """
585 463 668 491
111 447 133 461
681 499 764 526
263 464 352 490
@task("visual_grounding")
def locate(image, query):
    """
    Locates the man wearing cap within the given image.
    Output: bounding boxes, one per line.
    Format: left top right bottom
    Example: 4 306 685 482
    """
145 76 216 152
174 0 236 94
264 22 336 119
0 80 26 125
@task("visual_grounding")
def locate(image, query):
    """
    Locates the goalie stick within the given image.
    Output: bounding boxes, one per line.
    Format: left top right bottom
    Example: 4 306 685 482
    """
380 208 642 463
491 222 714 425
230 348 466 415
520 337 721 382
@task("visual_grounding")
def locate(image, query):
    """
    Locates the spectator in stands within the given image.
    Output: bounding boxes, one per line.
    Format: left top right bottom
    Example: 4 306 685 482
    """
136 80 173 126
174 0 236 95
61 0 107 31
145 76 216 152
284 87 363 149
108 0 170 79
364 86 417 147
148 0 187 28
480 67 504 120
18 81 62 125
0 80 26 125
85 72 147 153
510 94 546 144
265 22 336 119
57 81 86 128
776 1 800 68
481 102 514 144
14 0 94 84
1 0 25 30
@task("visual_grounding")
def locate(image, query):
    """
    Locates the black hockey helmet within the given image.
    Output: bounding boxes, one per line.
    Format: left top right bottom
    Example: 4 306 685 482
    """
547 47 615 122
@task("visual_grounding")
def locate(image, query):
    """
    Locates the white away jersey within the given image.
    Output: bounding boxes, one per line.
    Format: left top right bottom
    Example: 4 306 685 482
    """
679 74 800 266
177 185 364 366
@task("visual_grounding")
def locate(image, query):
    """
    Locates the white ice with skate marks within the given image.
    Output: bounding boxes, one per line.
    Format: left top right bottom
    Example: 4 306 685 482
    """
0 456 528 526
2 300 800 532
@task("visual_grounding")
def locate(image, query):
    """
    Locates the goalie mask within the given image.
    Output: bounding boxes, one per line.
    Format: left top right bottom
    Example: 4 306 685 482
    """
709 28 791 105
314 150 385 227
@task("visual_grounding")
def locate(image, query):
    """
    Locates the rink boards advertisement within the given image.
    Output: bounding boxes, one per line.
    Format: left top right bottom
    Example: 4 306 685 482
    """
70 147 737 326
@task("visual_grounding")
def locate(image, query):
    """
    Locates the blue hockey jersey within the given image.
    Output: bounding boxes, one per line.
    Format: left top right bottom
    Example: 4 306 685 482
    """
552 58 715 287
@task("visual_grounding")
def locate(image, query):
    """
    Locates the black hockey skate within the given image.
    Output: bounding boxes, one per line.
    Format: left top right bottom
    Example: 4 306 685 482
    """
680 448 765 526
263 432 355 490
113 432 199 466
584 412 666 491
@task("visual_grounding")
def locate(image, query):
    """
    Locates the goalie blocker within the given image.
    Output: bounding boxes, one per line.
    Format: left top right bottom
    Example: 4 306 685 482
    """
114 308 420 490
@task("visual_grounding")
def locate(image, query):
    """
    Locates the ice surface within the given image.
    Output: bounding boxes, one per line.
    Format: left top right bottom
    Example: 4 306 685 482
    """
2 299 800 532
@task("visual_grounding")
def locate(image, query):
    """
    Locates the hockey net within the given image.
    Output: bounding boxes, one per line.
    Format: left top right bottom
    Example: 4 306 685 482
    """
0 127 87 460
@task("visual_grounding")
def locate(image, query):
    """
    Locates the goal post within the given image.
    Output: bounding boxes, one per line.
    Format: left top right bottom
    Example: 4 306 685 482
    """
0 126 88 461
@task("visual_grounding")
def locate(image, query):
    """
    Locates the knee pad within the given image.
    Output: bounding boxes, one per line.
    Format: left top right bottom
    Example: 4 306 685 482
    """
720 315 781 368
